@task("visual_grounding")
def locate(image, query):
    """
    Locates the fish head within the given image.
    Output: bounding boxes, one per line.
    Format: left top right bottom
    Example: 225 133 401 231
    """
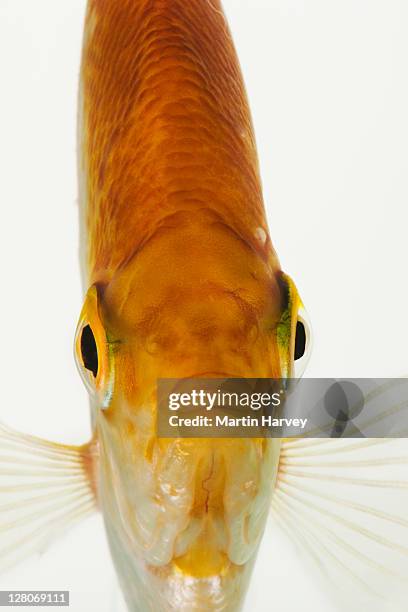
74 213 312 609
76 212 311 387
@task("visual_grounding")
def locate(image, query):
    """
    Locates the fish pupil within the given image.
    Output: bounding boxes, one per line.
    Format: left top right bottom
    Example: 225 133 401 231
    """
81 324 98 377
294 321 306 360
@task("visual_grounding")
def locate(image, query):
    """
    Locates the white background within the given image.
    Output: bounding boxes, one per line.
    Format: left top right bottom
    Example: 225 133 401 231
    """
0 1 407 610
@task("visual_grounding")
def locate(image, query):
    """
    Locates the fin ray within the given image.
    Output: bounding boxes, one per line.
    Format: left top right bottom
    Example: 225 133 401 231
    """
274 437 408 610
0 422 97 574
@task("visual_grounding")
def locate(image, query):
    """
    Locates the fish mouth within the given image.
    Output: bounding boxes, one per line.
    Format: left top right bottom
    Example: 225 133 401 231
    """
142 556 255 611
101 428 281 568
107 523 255 612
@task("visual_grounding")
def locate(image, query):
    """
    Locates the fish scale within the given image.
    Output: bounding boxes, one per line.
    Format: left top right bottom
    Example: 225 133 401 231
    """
79 0 271 281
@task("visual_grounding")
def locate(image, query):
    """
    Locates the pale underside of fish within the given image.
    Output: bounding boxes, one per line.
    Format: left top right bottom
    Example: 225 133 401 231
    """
1 1 408 611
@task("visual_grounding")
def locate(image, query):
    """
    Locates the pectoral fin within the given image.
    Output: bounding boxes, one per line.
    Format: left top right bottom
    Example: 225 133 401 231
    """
0 422 98 574
272 438 408 610
272 380 408 611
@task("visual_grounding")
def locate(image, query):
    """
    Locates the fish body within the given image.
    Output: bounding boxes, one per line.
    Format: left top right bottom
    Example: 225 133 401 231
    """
77 1 295 609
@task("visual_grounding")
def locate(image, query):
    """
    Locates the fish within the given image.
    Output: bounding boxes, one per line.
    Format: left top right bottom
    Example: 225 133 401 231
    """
1 1 408 611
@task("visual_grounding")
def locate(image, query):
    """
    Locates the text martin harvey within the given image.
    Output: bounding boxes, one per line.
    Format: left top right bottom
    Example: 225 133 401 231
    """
169 415 309 429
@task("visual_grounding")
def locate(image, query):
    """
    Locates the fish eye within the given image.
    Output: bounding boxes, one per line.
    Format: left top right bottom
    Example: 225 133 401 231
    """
74 285 111 402
276 273 313 379
294 321 306 361
80 324 98 378
75 318 104 396
293 307 312 378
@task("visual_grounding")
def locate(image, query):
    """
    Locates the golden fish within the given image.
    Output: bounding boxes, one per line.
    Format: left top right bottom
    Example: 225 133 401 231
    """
75 2 310 608
1 2 408 611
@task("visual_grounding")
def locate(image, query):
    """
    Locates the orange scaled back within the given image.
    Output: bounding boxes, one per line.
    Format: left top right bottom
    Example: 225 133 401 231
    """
79 0 279 282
